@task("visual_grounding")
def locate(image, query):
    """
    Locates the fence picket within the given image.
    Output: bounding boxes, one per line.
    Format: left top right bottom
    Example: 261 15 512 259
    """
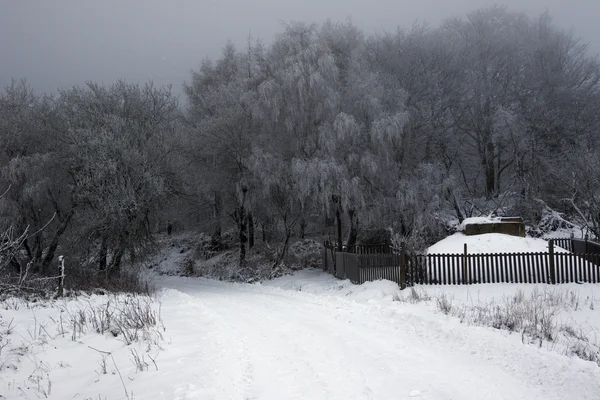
523 253 528 283
441 254 445 284
528 253 534 283
427 256 432 285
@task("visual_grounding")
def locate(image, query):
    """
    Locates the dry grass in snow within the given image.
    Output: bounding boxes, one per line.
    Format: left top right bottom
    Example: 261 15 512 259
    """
0 294 164 399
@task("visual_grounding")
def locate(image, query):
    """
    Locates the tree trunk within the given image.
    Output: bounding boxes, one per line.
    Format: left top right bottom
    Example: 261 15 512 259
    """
23 239 33 262
336 206 343 251
248 212 254 250
273 228 292 268
238 188 248 268
34 235 43 263
98 238 108 271
212 191 222 245
261 222 267 242
108 244 125 276
347 209 358 251
300 219 306 239
484 139 496 198
41 209 74 273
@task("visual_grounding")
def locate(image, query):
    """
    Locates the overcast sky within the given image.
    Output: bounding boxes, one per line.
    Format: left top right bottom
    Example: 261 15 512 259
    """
1 0 599 97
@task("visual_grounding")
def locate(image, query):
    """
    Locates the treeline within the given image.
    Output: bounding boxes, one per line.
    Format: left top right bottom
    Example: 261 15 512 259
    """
1 6 600 283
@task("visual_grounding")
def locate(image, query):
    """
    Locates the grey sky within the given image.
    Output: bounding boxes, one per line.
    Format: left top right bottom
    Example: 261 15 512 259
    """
1 0 599 96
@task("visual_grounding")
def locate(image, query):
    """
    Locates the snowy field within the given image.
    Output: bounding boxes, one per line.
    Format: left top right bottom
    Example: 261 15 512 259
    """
2 267 600 399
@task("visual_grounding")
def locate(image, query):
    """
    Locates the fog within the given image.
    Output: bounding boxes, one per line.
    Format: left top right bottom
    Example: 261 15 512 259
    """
1 0 599 95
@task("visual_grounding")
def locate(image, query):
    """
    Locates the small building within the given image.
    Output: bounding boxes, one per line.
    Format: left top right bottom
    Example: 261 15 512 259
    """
462 216 525 237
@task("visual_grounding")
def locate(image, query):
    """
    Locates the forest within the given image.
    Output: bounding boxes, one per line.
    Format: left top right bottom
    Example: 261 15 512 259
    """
1 6 600 289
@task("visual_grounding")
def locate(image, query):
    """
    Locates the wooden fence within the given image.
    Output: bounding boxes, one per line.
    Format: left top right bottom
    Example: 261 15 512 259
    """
547 237 600 254
549 237 572 251
410 252 600 285
323 242 393 254
323 238 600 287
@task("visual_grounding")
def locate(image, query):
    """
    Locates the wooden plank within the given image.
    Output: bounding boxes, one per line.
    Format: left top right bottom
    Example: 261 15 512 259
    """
510 253 523 283
483 254 489 283
564 253 570 283
553 252 559 284
535 253 540 283
480 254 485 284
451 255 456 285
497 254 503 283
496 254 501 283
545 252 551 283
521 253 535 283
529 253 535 284
569 252 575 283
558 253 570 283
523 254 529 283
507 253 513 283
427 255 432 285
555 253 561 283
502 253 508 283
446 254 451 285
535 252 542 283
512 253 518 283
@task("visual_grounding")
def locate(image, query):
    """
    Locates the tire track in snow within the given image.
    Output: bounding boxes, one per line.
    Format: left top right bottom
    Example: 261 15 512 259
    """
159 289 254 400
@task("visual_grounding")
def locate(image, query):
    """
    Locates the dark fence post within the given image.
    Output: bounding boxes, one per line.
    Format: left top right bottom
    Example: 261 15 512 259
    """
400 246 407 290
463 243 468 284
57 255 65 298
570 232 574 252
548 240 556 284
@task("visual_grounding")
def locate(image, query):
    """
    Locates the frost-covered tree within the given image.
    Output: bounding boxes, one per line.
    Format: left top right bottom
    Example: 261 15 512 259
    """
0 80 181 279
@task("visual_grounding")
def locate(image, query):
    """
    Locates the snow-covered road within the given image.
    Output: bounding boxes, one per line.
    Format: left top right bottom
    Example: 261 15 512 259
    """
150 277 600 400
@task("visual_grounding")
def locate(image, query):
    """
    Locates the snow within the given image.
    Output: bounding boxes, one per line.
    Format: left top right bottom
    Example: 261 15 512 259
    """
428 232 570 254
459 216 501 229
2 268 600 399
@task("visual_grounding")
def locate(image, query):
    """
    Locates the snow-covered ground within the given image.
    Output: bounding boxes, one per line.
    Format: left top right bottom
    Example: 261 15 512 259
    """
2 268 600 399
2 232 600 399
